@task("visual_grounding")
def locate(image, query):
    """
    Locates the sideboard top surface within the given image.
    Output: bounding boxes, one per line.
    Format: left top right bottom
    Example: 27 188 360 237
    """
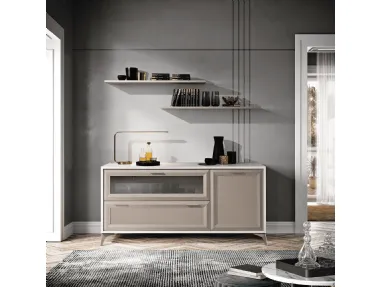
101 162 266 170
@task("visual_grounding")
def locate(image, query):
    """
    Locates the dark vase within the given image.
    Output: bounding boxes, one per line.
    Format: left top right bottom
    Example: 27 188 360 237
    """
202 91 211 106
212 136 225 162
211 91 220 107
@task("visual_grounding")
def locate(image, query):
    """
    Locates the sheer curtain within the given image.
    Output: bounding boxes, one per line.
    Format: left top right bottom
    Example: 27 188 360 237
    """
316 52 335 205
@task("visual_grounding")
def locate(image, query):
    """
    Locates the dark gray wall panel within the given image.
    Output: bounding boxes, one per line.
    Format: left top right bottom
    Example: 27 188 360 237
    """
250 0 335 49
246 51 295 221
47 0 74 226
74 0 232 50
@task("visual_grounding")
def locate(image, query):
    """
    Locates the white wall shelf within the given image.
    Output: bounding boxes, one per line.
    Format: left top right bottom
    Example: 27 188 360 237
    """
105 80 206 84
162 106 261 110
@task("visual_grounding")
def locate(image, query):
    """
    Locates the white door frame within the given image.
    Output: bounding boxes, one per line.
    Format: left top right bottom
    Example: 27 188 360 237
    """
295 34 335 233
46 13 64 241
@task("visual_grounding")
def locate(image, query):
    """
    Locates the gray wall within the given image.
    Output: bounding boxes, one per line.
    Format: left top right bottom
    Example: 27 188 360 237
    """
72 0 335 222
46 0 74 226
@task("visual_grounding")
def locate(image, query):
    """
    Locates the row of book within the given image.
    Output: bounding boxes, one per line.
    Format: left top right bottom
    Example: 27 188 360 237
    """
151 73 191 81
171 88 201 107
227 264 266 280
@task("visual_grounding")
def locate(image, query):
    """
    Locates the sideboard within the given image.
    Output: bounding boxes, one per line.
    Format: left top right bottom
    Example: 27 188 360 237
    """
100 162 267 245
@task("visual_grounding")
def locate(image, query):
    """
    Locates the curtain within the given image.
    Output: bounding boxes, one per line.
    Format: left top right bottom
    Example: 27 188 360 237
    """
316 52 335 205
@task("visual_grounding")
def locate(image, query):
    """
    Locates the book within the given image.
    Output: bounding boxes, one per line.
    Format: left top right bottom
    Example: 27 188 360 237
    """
227 271 266 280
228 264 263 276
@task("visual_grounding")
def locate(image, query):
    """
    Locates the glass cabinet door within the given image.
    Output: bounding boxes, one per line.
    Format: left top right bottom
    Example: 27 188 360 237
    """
103 170 209 200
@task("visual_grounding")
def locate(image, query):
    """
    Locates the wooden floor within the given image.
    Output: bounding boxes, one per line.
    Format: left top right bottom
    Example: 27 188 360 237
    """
46 234 302 273
308 205 335 221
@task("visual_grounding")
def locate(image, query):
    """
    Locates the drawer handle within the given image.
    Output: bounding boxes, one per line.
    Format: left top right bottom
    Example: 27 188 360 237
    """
231 172 246 175
115 205 129 207
150 172 166 176
187 205 203 208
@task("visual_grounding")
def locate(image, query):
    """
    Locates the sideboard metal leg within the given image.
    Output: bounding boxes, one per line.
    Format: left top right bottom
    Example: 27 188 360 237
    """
100 234 111 246
256 233 268 245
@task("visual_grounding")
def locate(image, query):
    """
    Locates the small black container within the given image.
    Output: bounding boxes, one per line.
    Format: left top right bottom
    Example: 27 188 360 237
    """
125 68 129 79
118 75 127 80
227 151 237 164
204 158 217 165
130 67 138 80
202 91 211 106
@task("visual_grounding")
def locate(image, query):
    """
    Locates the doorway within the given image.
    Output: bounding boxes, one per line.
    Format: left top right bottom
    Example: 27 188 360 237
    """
295 35 335 233
46 14 64 241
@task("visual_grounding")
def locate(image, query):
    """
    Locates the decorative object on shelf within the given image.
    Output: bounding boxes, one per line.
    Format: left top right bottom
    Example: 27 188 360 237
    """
222 96 240 106
219 155 228 165
276 257 335 278
318 232 335 257
151 73 170 80
171 74 191 80
204 158 217 165
113 131 168 165
212 136 225 162
309 156 317 189
211 91 220 107
117 75 127 80
202 91 211 106
227 151 237 164
295 221 321 268
130 67 139 80
139 71 148 81
125 67 129 80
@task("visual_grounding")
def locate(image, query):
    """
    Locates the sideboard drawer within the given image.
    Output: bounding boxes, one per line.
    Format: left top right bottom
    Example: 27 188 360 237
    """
103 169 209 201
103 201 210 231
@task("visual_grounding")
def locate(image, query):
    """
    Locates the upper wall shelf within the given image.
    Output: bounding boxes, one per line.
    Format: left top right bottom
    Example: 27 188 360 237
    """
105 80 207 84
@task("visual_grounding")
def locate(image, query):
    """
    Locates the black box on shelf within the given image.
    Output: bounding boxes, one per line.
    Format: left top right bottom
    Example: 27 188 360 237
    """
276 257 335 278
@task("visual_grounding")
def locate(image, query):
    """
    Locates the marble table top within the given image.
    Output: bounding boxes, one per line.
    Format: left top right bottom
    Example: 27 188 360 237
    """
261 263 335 286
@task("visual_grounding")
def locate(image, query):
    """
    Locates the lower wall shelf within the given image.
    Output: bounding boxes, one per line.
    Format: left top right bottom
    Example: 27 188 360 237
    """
162 106 261 110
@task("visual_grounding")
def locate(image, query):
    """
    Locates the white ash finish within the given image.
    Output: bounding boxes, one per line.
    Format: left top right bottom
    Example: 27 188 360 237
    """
102 162 266 170
101 163 266 244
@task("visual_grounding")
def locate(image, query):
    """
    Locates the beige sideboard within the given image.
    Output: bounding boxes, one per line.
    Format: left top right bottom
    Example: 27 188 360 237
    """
101 162 267 245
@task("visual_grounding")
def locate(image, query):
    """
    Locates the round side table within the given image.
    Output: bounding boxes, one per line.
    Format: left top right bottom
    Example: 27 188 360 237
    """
261 263 335 287
214 273 281 287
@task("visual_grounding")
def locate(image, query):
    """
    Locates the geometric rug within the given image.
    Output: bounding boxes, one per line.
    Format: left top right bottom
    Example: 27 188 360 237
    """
46 249 298 286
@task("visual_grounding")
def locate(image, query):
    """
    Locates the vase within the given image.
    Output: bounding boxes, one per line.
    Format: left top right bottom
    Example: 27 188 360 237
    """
212 136 225 162
202 91 211 106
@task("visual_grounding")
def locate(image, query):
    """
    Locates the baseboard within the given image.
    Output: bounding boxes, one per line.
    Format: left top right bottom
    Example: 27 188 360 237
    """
266 222 295 234
63 222 74 240
73 221 101 234
68 221 295 234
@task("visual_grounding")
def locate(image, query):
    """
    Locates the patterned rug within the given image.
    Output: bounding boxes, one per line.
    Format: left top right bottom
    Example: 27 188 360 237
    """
47 249 298 286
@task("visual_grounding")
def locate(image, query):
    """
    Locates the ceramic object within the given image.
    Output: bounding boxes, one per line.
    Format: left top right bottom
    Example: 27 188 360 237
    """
222 96 239 106
204 158 217 165
212 136 225 162
118 75 127 80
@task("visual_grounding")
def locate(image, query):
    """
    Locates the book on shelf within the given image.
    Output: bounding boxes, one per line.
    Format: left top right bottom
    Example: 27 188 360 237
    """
228 264 264 278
